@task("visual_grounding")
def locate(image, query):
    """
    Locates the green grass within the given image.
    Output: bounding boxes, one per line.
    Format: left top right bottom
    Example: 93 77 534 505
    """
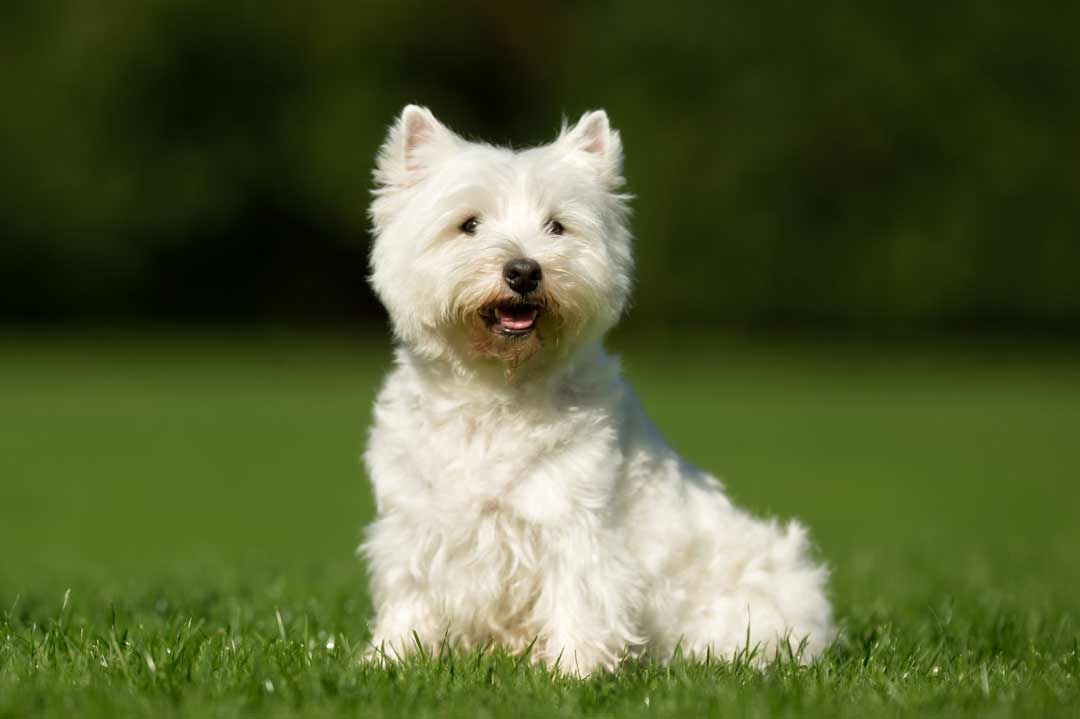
1 332 1078 717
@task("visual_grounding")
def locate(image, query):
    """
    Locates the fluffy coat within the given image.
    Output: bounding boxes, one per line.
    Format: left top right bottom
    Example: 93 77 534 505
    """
361 106 833 675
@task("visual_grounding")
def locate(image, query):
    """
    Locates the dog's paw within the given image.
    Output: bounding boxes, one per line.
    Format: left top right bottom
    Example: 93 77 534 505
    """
360 642 393 667
537 639 618 678
360 636 413 668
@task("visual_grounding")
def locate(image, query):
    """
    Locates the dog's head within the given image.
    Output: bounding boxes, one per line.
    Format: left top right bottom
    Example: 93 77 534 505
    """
368 106 633 378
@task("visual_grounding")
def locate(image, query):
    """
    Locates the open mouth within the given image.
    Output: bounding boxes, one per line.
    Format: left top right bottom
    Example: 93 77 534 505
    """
481 303 541 337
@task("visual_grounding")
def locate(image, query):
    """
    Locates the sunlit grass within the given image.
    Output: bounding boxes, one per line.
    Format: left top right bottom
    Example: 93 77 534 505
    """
1 332 1078 717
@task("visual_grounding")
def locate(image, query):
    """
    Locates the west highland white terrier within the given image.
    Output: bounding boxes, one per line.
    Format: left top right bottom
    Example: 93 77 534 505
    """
361 106 833 675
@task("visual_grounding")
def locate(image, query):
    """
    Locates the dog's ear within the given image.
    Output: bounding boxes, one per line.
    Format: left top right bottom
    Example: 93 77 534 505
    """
374 105 458 189
559 110 624 184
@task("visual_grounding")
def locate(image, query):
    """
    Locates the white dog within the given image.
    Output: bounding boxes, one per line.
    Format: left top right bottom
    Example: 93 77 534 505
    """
361 106 833 675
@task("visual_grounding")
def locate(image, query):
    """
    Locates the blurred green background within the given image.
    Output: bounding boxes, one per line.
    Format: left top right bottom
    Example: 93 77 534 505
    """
2 334 1078 615
3 0 1078 329
2 0 1079 647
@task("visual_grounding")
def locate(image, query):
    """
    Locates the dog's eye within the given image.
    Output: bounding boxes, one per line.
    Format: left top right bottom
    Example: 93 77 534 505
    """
547 219 565 236
460 217 480 235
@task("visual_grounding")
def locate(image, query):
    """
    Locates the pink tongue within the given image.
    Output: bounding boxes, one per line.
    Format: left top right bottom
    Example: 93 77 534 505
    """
499 307 537 331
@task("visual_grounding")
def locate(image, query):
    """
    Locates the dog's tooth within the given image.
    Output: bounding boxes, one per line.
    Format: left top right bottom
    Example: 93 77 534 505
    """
494 307 502 319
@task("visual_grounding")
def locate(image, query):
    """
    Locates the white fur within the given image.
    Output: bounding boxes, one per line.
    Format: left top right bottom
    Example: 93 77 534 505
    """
361 106 834 676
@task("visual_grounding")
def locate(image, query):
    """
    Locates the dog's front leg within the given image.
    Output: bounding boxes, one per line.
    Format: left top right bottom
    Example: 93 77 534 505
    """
533 528 641 677
365 593 446 664
362 512 449 664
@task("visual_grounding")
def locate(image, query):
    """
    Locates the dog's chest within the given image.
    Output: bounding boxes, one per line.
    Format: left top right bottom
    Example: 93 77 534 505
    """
373 386 623 526
426 503 551 644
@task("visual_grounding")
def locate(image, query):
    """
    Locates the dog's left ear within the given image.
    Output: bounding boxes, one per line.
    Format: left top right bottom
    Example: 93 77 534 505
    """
559 110 624 185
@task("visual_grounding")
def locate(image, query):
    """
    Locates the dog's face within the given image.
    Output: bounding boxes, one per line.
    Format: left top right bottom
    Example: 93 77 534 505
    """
369 106 633 377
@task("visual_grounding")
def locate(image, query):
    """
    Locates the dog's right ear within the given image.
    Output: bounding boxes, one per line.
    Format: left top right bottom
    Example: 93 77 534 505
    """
558 110 624 188
373 105 458 190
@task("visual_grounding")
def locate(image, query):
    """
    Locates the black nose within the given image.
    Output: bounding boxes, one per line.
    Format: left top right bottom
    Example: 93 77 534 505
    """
503 258 542 295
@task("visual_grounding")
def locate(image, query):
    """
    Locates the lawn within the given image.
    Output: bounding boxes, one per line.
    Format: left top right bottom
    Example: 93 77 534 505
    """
1 332 1078 717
